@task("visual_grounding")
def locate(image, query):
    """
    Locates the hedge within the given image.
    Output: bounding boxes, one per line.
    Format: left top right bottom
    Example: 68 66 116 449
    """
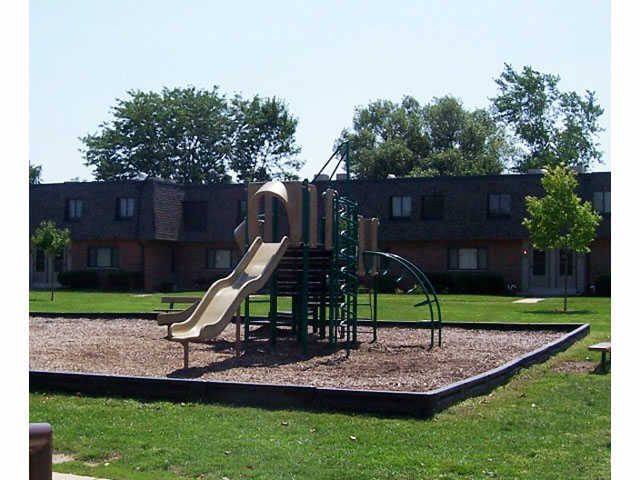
57 271 98 289
594 275 611 297
369 271 506 295
108 271 144 291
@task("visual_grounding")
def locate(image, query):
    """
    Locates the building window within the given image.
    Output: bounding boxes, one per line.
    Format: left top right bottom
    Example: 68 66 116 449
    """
35 250 45 272
67 199 83 219
488 193 511 217
448 247 488 270
117 198 135 218
559 249 573 276
207 249 232 269
183 201 208 232
593 191 610 214
88 247 119 268
422 194 444 220
391 196 412 218
532 249 546 276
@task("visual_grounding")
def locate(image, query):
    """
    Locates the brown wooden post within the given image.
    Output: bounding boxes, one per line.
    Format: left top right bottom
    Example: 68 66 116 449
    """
182 341 189 369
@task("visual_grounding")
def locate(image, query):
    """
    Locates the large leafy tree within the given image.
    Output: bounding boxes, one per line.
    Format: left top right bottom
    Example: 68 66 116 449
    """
31 220 71 301
491 64 604 172
522 165 601 311
30 163 42 184
337 96 511 179
80 87 302 183
228 95 302 182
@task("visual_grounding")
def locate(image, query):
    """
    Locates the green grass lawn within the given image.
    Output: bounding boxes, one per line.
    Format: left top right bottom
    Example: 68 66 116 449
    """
29 293 610 479
29 289 609 331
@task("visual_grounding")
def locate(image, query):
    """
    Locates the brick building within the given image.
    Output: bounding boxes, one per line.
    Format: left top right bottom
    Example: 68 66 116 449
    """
29 172 610 295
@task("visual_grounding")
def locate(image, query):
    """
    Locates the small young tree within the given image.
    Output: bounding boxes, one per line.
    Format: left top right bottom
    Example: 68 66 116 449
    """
523 165 601 311
31 220 71 301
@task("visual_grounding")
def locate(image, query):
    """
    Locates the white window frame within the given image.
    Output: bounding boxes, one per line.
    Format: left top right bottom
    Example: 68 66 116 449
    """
68 199 83 219
119 198 135 218
391 196 412 218
488 193 511 217
207 249 232 269
88 247 119 268
448 247 488 271
593 191 610 214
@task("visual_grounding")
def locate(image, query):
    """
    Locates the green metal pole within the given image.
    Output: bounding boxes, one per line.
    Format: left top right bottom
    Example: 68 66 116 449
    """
269 195 279 346
351 203 358 345
373 274 378 342
301 180 310 355
329 194 338 344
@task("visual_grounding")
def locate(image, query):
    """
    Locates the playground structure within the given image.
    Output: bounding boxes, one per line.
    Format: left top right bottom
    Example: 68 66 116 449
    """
158 143 442 367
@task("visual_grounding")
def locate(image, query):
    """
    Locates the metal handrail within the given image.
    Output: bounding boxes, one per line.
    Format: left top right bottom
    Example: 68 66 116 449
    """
363 250 442 348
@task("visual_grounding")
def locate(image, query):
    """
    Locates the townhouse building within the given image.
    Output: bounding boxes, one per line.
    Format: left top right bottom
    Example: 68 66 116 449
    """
29 172 610 295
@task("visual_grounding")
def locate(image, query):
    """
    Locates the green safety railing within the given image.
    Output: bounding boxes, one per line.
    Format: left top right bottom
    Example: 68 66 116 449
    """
363 250 442 348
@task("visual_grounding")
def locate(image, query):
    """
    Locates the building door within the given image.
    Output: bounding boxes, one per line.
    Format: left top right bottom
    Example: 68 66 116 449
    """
556 248 577 292
32 249 47 285
529 249 548 289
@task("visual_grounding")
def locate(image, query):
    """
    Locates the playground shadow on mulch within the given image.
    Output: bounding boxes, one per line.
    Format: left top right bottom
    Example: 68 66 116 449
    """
168 327 357 379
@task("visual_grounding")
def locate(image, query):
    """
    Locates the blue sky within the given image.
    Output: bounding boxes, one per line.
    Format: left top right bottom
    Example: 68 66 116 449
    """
30 0 610 183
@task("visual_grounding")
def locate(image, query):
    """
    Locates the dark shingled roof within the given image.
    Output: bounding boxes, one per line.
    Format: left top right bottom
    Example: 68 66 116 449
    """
29 172 610 243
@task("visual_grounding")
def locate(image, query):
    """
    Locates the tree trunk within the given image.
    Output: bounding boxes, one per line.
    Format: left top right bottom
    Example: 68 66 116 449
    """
562 249 568 312
49 255 55 302
563 270 568 312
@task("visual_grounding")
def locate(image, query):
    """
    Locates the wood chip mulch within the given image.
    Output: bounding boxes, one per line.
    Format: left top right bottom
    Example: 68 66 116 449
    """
29 317 565 392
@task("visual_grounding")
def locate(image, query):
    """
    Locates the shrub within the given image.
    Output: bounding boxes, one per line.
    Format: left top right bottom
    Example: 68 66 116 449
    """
369 271 505 295
57 270 98 289
195 274 227 290
375 275 400 293
594 275 611 297
108 271 143 291
158 281 175 292
424 272 505 295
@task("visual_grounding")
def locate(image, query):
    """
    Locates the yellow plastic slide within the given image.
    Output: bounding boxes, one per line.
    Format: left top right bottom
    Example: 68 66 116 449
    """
169 236 289 342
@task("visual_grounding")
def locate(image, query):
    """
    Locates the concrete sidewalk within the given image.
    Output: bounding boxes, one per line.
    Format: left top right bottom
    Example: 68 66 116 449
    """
54 473 110 480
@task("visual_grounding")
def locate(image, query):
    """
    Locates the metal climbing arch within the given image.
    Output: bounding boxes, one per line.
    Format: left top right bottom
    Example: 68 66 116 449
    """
362 251 442 348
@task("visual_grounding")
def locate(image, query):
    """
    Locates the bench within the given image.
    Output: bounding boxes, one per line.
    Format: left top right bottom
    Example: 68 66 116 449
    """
160 296 201 310
588 342 611 373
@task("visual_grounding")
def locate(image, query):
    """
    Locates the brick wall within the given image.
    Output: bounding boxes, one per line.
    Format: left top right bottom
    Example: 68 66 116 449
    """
588 238 611 285
174 242 240 290
142 241 173 291
70 239 143 288
381 239 522 286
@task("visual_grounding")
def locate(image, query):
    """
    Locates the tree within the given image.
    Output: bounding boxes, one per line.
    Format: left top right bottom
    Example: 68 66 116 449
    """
522 165 601 311
81 87 231 184
80 87 303 184
491 64 604 172
30 163 42 184
31 220 71 301
228 95 302 182
337 96 512 179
